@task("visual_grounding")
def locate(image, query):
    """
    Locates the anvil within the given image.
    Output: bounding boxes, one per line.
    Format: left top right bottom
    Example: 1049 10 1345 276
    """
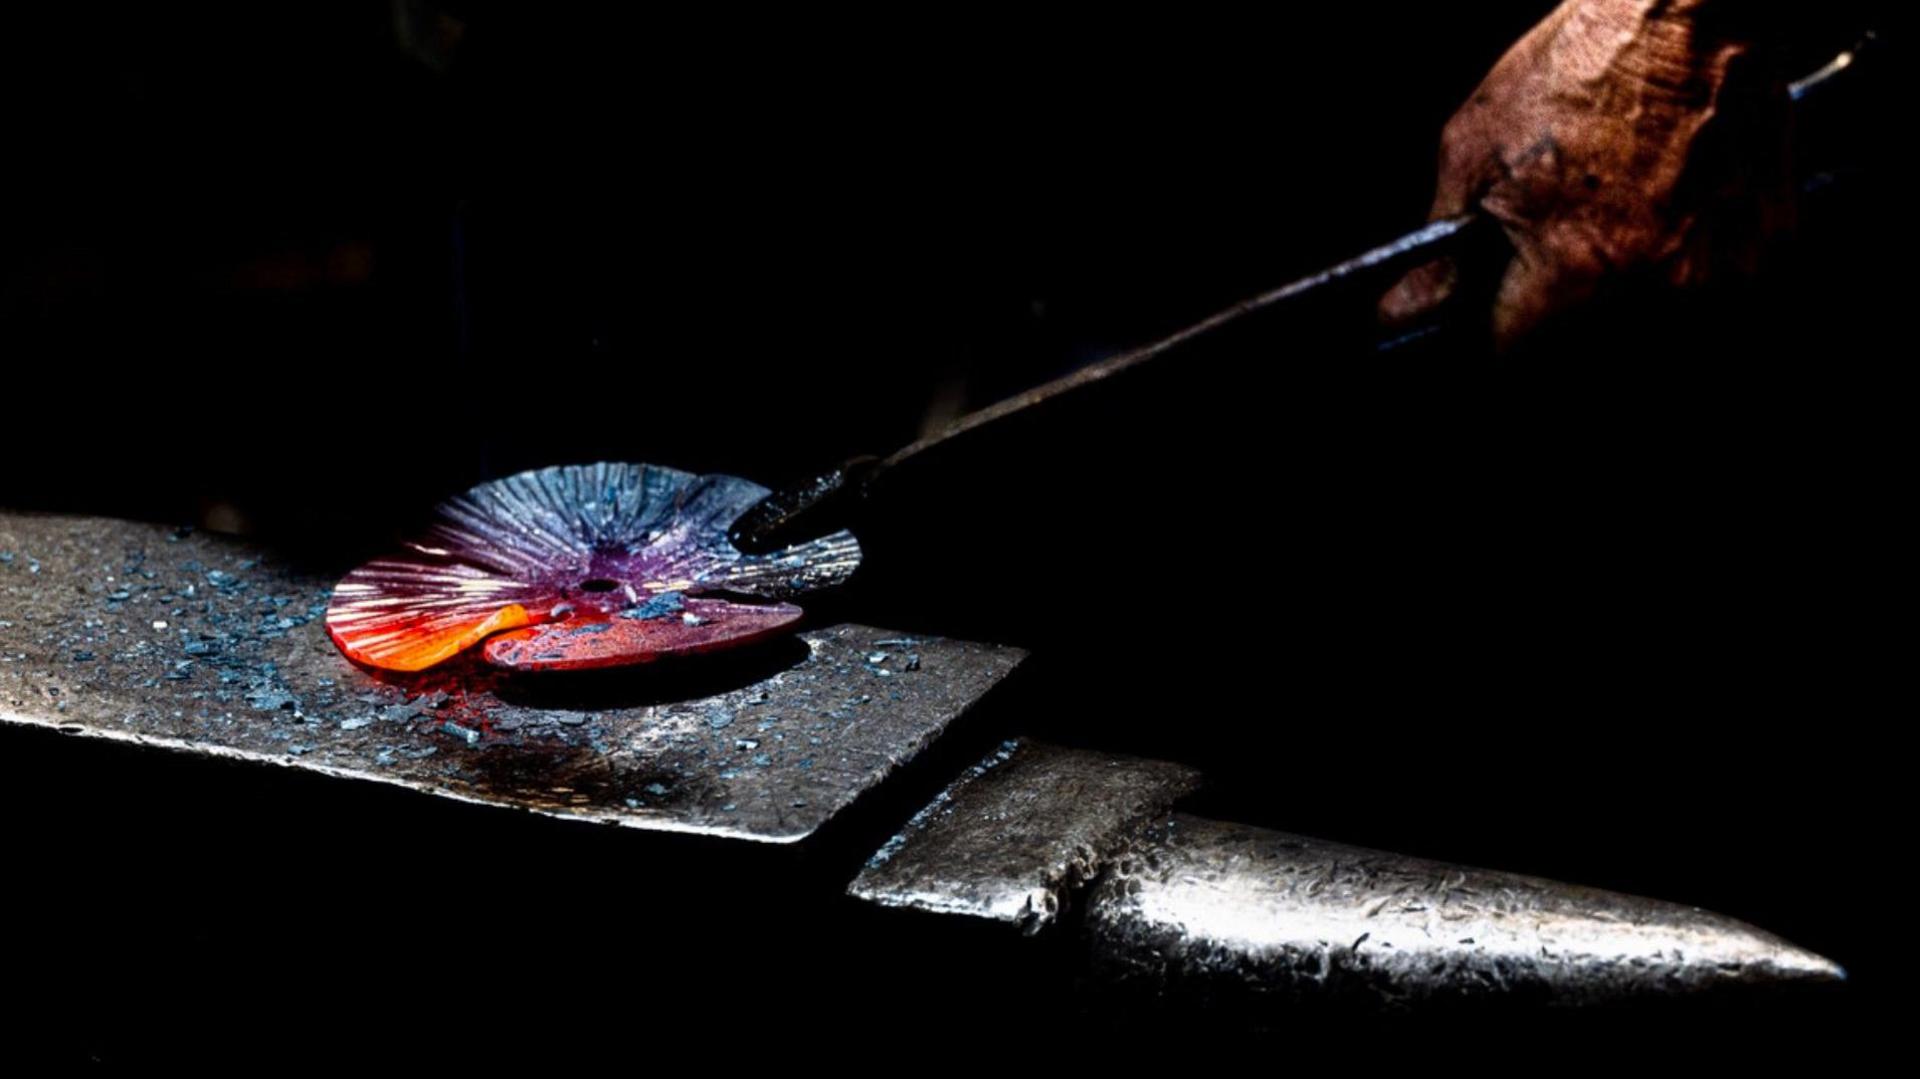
1 509 1844 1011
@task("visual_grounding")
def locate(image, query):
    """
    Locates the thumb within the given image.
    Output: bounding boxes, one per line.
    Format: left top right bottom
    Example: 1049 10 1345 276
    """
1489 226 1604 355
1379 254 1461 329
1380 130 1496 331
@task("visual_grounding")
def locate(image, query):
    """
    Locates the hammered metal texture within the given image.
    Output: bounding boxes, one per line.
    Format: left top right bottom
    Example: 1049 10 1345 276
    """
851 740 1200 932
1085 814 1844 1005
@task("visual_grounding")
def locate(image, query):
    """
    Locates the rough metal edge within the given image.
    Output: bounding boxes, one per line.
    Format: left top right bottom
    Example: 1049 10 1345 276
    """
849 739 1201 930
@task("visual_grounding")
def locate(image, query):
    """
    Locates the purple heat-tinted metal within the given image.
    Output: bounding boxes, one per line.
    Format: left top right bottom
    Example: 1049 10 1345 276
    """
325 463 862 673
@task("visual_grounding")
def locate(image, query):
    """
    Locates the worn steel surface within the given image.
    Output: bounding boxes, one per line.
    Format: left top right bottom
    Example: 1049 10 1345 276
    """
850 739 1200 931
1085 813 1844 1005
0 512 1023 842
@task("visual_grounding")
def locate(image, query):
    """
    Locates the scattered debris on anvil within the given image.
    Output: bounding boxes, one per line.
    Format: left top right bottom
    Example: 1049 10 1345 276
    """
49 544 831 747
2 513 1023 839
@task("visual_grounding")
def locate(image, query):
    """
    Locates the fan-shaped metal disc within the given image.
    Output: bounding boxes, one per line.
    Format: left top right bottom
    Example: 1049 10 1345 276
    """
325 463 861 673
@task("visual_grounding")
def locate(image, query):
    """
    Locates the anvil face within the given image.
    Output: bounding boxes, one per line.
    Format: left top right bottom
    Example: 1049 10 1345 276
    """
0 513 1023 843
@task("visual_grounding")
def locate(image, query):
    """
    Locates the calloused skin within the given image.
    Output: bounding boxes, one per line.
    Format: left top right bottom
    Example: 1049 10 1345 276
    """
1382 0 1795 352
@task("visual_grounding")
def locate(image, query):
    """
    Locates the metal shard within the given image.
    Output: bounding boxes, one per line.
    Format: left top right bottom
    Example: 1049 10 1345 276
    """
1085 814 1844 1005
850 740 1201 932
0 513 1021 843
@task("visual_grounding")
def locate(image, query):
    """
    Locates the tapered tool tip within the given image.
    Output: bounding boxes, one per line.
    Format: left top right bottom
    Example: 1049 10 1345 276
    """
1083 816 1852 1005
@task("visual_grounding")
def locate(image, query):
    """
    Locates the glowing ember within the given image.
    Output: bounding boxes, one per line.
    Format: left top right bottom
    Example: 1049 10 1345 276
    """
325 463 861 673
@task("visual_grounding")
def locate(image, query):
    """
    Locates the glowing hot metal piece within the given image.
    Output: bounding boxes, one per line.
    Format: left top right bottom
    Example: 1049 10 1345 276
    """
325 462 861 673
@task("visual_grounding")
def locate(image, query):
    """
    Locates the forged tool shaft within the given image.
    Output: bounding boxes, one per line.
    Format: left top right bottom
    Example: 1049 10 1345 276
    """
729 213 1489 554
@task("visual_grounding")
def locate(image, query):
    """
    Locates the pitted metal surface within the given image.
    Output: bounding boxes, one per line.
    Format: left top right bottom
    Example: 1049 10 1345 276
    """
1084 814 1844 1005
0 513 1024 842
850 739 1200 931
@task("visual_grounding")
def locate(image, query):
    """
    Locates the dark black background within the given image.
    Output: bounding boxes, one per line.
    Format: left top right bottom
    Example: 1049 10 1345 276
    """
2 1 1900 1065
